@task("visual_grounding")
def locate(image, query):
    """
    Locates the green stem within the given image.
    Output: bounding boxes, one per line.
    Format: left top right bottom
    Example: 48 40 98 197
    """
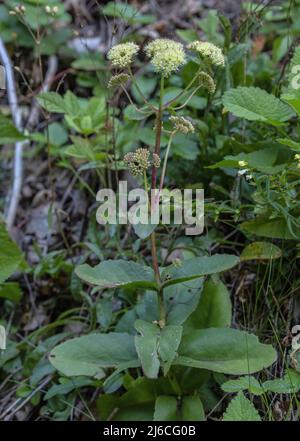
143 170 149 195
120 85 149 114
163 67 201 109
173 85 201 110
159 132 175 193
128 67 157 111
158 288 166 328
150 75 164 292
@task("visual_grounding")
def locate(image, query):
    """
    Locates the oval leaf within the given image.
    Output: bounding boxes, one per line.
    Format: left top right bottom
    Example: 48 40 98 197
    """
223 86 294 125
241 241 282 261
162 254 239 288
183 277 232 332
75 260 157 290
175 328 277 375
49 332 139 377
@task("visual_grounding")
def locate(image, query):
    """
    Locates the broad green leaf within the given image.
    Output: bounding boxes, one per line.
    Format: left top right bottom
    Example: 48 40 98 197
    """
175 328 277 375
102 2 155 24
222 391 261 421
45 377 94 400
0 282 22 303
208 147 279 172
179 368 211 393
222 376 264 396
136 291 159 323
164 279 203 325
0 114 27 144
96 297 113 331
277 137 300 151
176 29 199 43
173 136 199 160
158 325 182 375
181 395 205 421
241 242 282 261
223 86 294 125
0 221 25 284
37 92 67 113
154 396 177 421
134 320 160 379
133 223 157 239
183 277 231 332
162 254 239 288
71 53 105 71
281 93 300 116
75 260 157 290
124 104 153 121
49 332 140 377
134 320 183 378
116 292 159 335
262 369 300 393
98 376 173 421
241 217 298 240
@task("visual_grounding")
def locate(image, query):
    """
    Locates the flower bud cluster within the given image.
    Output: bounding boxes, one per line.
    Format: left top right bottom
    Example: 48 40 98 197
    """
169 116 195 134
124 149 161 176
198 71 216 93
108 73 130 88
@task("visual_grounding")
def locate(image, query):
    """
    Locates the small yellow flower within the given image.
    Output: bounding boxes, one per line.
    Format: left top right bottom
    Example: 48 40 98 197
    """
107 42 139 68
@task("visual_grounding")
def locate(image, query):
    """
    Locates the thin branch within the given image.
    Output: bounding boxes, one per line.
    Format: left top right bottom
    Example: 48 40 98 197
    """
0 37 25 232
0 37 57 231
27 55 58 128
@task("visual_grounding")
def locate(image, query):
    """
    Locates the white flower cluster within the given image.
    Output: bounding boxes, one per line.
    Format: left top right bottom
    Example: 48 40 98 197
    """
107 42 139 68
145 39 186 77
188 41 225 67
106 39 225 78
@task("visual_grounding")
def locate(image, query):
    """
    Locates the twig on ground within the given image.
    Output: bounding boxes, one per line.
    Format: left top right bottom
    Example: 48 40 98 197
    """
0 37 25 232
27 55 58 129
0 38 57 231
